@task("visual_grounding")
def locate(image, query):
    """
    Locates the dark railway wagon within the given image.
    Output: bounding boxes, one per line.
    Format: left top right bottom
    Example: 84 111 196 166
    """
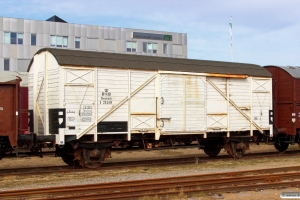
19 73 28 134
0 72 54 156
19 87 28 134
264 65 300 152
0 73 21 148
0 72 28 135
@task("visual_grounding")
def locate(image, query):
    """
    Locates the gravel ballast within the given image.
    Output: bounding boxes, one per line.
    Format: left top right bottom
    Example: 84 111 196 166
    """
0 143 299 200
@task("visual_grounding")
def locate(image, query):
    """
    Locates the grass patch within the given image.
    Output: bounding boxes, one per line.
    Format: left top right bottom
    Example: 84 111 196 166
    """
178 188 188 199
158 150 184 156
138 195 160 200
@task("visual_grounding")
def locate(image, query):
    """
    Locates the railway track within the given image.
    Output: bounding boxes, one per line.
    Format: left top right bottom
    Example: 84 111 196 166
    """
1 149 300 177
1 165 300 199
6 144 198 157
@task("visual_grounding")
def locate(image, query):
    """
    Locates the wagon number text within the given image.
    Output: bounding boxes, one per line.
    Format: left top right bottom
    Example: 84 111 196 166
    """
100 89 112 104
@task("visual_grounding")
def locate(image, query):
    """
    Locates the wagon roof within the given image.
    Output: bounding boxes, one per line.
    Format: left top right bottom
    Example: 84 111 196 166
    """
30 48 271 77
0 71 28 87
265 65 300 79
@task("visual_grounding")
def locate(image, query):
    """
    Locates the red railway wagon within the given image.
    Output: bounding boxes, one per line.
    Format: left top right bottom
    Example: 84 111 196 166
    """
264 65 300 152
19 73 28 134
0 72 28 134
0 72 22 148
0 71 54 156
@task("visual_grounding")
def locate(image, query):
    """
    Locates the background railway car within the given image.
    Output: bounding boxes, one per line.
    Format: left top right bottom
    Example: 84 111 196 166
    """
18 72 28 134
0 72 28 134
0 72 22 149
28 48 273 168
264 66 300 152
0 71 54 157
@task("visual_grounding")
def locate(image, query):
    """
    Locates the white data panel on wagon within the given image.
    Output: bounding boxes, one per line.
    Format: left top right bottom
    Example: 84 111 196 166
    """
130 98 156 114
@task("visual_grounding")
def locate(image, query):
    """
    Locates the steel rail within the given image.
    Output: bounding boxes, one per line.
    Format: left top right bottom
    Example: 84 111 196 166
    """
1 149 300 177
1 166 300 199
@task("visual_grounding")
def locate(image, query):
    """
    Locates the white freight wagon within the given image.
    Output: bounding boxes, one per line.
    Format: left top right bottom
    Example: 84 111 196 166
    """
28 48 273 168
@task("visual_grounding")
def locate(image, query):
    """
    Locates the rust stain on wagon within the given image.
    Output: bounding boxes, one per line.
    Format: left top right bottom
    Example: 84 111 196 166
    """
130 112 156 115
207 113 228 116
185 76 200 99
207 73 248 79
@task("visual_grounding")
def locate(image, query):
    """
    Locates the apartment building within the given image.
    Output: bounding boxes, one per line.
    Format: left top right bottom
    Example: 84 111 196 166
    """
0 15 187 72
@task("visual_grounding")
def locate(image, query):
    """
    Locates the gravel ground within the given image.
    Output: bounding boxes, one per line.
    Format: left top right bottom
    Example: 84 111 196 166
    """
0 143 300 200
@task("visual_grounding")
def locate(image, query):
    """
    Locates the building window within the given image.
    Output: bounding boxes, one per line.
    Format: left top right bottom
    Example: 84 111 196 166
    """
4 32 10 44
4 59 9 71
143 42 157 54
4 32 23 45
31 34 36 46
126 41 136 52
163 44 167 54
50 36 55 46
11 32 17 44
75 37 80 49
17 33 23 44
163 44 168 54
50 35 68 48
63 37 68 47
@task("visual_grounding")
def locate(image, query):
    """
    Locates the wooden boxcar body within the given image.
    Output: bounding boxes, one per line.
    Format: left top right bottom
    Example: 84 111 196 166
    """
28 48 273 167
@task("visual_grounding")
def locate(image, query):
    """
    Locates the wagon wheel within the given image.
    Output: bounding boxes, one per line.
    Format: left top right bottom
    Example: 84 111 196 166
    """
273 135 289 153
61 154 80 166
0 144 11 155
226 142 245 159
236 149 246 159
225 142 234 158
79 148 103 168
59 143 80 166
79 157 103 168
274 140 289 153
227 150 245 158
203 147 221 157
227 150 234 158
0 144 10 158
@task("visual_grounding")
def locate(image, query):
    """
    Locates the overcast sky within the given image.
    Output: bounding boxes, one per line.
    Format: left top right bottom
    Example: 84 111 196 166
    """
1 0 299 66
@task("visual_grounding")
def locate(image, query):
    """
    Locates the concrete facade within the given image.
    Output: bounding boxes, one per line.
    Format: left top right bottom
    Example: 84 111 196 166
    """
0 16 187 72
